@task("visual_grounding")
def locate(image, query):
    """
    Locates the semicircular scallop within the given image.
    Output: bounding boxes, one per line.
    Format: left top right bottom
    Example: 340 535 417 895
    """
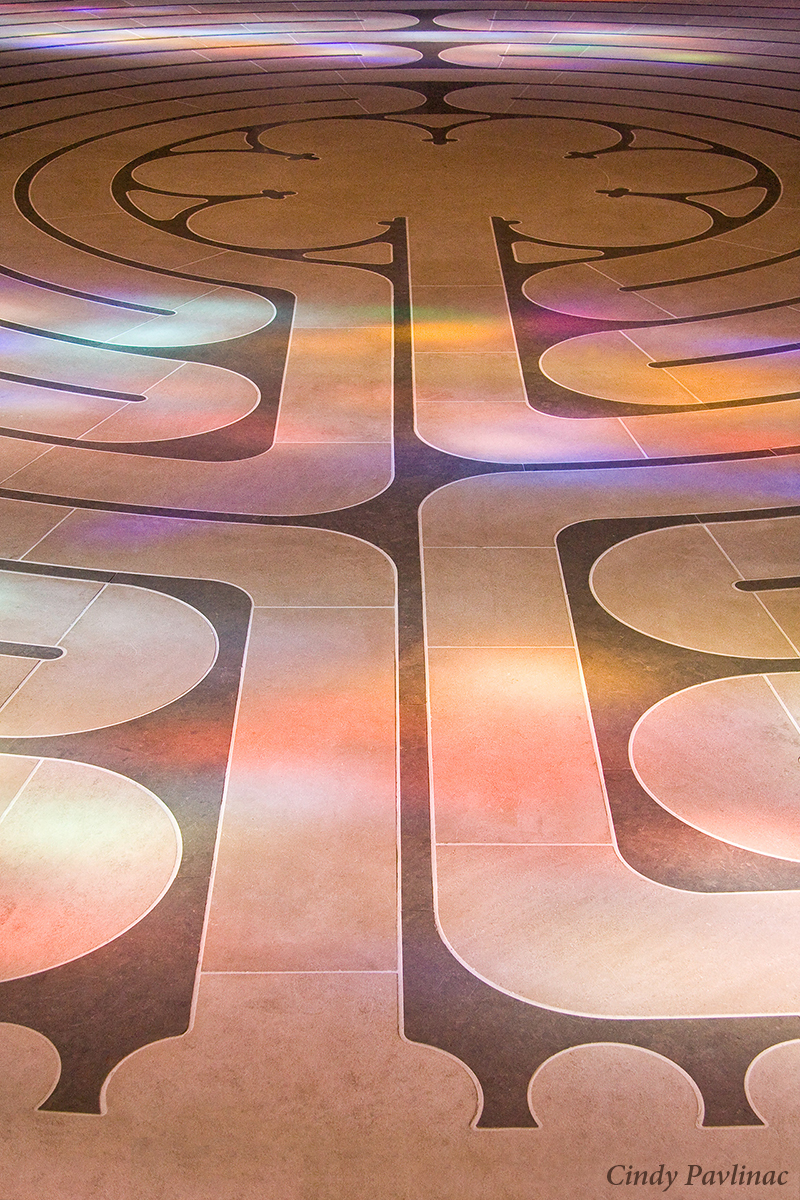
0 754 180 982
630 673 800 862
0 569 218 737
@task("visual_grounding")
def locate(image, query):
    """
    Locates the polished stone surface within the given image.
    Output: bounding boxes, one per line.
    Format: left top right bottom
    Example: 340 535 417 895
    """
1 0 800 1194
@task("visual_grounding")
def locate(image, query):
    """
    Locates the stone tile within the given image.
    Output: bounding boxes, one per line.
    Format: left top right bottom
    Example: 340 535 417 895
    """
423 547 571 646
27 511 396 608
0 580 217 738
202 607 397 972
428 647 610 845
630 673 800 860
436 843 800 1016
0 755 178 981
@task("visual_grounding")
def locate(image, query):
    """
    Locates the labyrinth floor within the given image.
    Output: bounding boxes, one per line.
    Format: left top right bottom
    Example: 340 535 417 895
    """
1 2 800 1197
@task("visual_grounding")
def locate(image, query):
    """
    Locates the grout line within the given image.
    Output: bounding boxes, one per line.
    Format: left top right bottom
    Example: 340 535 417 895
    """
704 524 800 655
146 359 187 390
585 261 678 318
0 442 58 486
0 657 43 716
72 402 137 440
0 579 110 717
620 329 704 404
254 604 394 610
0 756 43 827
200 969 398 975
427 644 576 649
18 507 76 558
763 675 800 739
616 418 650 458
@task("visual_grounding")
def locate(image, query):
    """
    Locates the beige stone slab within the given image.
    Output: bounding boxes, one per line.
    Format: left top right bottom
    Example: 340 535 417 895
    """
584 236 768 300
512 243 601 265
436 843 800 1017
0 329 189 394
106 287 277 349
412 286 518 355
642 256 800 316
759 590 800 650
7 440 393 517
709 514 800 578
414 351 524 405
0 754 38 813
0 276 136 342
523 262 675 321
7 193 276 346
186 250 392 330
631 673 800 860
0 384 128 441
202 607 397 972
540 330 700 406
769 671 800 726
0 569 103 647
85 361 259 442
0 580 218 738
276 324 392 442
415 401 644 463
0 497 71 559
28 511 395 607
0 755 178 982
420 458 800 556
0 658 39 708
626 395 800 458
591 523 798 658
423 547 571 647
0 346 260 460
632 299 800 353
428 647 609 846
718 210 800 253
674 353 800 406
0 437 61 484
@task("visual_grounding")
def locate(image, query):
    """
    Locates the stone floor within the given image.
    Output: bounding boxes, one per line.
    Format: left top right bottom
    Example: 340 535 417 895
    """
1 1 800 1196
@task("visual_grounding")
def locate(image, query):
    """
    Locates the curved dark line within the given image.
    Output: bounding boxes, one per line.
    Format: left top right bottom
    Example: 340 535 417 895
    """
4 109 316 298
454 48 800 76
651 341 800 367
4 58 800 121
0 371 145 402
9 100 800 437
621 245 800 291
735 576 800 591
0 317 183 357
0 447 784 530
4 51 800 106
5 67 800 159
0 265 172 314
0 42 411 73
4 47 800 110
0 640 63 660
0 419 268 463
10 38 800 66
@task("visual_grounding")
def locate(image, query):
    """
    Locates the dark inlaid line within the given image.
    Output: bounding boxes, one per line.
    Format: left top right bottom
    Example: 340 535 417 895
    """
735 576 800 591
0 266 172 315
622 246 800 292
0 640 63 660
0 371 146 403
650 341 800 368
